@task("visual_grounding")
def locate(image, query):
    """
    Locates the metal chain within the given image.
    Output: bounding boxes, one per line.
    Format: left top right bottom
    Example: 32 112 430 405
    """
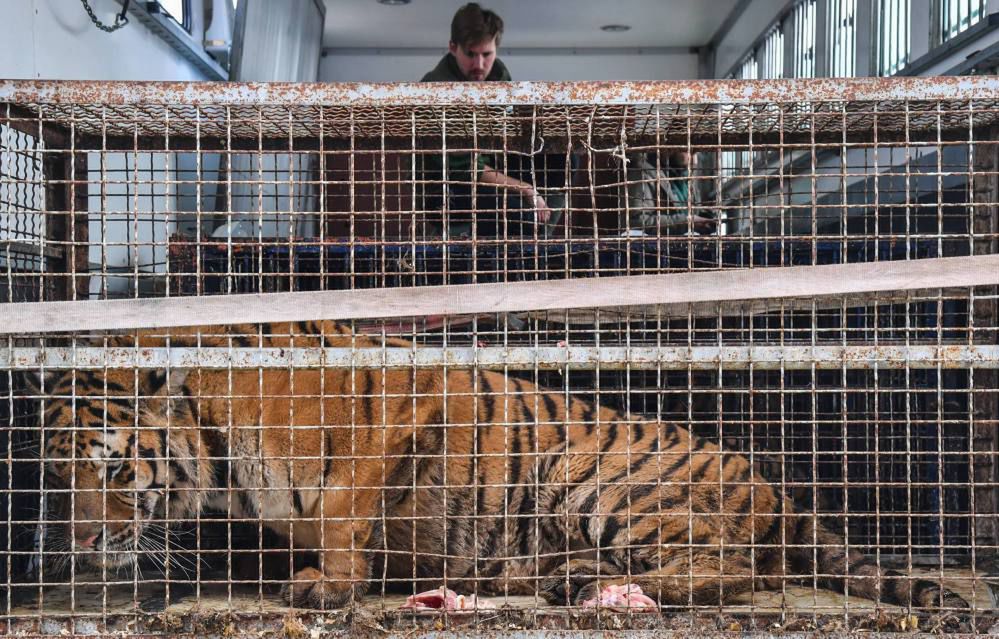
79 0 130 33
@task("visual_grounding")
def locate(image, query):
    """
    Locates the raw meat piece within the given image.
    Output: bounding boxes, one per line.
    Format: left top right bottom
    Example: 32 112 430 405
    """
580 584 658 611
400 586 496 611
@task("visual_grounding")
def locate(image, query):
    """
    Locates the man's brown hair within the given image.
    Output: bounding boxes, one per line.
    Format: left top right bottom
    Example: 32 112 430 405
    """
450 3 504 48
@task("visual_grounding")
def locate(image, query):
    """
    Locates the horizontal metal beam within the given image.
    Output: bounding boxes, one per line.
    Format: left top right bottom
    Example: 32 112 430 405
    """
2 76 999 106
5 344 998 370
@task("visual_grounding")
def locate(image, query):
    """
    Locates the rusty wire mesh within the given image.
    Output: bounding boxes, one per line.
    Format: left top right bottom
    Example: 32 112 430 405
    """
0 79 997 636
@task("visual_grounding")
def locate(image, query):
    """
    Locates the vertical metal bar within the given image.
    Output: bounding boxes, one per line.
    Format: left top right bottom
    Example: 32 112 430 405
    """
224 319 235 610
130 120 140 301
43 131 69 303
972 124 999 561
66 111 90 300
194 106 203 297
225 106 234 297
379 111 388 288
98 108 109 300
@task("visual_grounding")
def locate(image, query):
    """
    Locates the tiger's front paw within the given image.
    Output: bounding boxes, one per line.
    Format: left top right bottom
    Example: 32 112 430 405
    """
540 559 621 606
282 567 368 609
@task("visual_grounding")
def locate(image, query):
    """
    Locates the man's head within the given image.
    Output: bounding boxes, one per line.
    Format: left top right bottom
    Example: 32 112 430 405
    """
448 3 504 81
668 151 691 169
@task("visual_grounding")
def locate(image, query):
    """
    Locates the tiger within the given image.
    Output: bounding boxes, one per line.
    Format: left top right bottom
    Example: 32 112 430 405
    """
30 320 969 611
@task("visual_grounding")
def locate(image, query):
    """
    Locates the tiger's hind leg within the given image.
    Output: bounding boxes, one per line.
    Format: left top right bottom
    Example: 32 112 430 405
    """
542 550 756 608
786 512 969 610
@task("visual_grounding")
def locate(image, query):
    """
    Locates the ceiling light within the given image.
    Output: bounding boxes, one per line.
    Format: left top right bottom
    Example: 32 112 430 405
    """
378 0 411 5
600 24 631 32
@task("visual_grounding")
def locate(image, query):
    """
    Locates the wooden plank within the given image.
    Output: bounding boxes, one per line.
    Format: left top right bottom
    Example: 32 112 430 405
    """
1 254 998 335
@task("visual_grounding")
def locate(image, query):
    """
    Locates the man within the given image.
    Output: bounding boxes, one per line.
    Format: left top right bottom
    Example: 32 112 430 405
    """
622 150 717 235
421 3 510 83
420 3 559 239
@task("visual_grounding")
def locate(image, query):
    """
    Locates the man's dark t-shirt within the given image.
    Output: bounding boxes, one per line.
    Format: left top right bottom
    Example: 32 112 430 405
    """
420 54 511 184
418 53 516 235
421 53 512 82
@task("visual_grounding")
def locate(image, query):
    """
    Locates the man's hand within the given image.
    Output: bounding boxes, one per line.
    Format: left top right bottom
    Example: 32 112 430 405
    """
529 190 552 224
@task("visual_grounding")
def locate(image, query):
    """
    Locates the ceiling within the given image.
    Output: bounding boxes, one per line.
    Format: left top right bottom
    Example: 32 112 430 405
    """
323 0 744 49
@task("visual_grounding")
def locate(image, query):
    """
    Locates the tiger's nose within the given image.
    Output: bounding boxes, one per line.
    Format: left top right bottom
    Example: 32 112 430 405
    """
75 532 100 549
78 534 98 548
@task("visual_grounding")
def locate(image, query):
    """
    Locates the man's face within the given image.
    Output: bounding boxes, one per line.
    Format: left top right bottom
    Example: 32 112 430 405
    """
448 37 497 81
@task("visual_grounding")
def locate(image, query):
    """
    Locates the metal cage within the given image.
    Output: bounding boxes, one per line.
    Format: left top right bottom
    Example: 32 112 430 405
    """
0 78 998 637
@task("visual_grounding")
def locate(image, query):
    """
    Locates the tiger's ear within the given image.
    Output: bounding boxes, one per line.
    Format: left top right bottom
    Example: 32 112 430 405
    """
22 370 59 395
169 369 190 395
22 371 41 394
145 369 169 395
142 368 189 396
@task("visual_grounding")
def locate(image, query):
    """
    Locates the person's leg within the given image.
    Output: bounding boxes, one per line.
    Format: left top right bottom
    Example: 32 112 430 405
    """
467 187 500 238
464 188 537 239
442 185 475 239
492 151 578 237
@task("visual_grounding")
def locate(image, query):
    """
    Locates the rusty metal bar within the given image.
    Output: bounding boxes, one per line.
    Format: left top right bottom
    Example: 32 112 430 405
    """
5 344 999 371
1 77 999 106
972 126 999 560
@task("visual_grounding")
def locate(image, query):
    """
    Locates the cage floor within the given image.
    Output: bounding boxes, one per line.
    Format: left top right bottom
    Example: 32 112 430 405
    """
5 568 996 636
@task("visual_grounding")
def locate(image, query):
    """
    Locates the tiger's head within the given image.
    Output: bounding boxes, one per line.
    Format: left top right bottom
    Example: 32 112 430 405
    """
28 368 207 571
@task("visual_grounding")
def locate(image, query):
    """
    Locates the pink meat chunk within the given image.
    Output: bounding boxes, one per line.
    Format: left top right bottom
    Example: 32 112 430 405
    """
580 584 658 610
400 586 496 611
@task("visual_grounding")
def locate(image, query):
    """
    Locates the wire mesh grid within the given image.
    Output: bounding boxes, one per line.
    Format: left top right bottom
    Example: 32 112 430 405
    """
0 79 997 636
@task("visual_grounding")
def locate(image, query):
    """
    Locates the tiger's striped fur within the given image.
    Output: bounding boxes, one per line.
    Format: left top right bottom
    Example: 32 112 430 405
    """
33 321 968 610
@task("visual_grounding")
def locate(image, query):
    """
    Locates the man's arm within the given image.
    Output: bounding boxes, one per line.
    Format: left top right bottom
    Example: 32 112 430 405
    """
479 166 552 223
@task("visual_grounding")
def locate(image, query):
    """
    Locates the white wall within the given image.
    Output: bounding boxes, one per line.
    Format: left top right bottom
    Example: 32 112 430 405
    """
320 49 700 82
2 0 207 81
